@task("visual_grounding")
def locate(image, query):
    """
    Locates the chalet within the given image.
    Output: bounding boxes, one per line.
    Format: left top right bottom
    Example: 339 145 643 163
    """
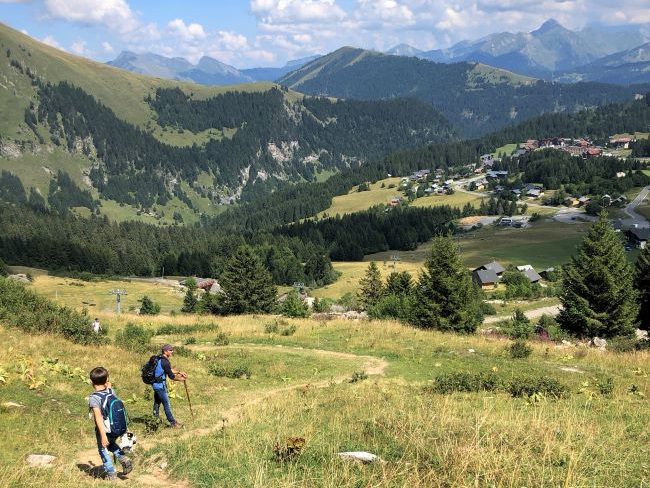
585 147 603 157
475 182 486 191
627 228 650 249
511 189 522 199
539 267 555 280
540 137 564 148
487 170 509 179
472 268 499 289
527 188 543 198
389 197 401 207
522 140 538 151
474 261 506 277
563 146 584 157
577 139 590 148
480 154 494 165
517 266 542 283
578 196 591 207
609 136 634 149
612 195 628 205
564 197 579 207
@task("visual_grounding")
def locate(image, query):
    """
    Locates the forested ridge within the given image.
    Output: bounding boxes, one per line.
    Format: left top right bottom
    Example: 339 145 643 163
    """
26 80 453 208
279 48 650 138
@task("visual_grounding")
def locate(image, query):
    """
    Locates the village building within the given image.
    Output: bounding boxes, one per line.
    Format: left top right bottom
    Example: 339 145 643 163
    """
472 268 499 289
627 228 649 249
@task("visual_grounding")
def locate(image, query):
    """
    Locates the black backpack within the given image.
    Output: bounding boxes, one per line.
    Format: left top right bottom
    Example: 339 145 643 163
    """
141 355 163 385
92 389 128 437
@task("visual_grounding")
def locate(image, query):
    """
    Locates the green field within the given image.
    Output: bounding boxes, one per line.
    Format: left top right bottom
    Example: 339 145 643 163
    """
492 143 517 157
0 306 647 487
410 191 483 210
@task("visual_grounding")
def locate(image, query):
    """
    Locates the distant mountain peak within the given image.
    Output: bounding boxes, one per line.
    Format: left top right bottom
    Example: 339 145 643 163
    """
533 19 565 35
386 44 423 56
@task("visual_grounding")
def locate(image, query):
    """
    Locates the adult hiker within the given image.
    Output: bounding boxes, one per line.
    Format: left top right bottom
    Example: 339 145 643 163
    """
151 344 187 428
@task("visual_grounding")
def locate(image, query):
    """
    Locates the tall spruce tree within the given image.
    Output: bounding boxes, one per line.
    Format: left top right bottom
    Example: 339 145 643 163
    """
558 213 638 338
358 261 384 310
409 235 482 333
635 245 650 331
220 245 277 314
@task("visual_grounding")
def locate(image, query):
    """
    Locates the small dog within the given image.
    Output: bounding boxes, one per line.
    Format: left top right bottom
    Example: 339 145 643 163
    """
117 432 137 452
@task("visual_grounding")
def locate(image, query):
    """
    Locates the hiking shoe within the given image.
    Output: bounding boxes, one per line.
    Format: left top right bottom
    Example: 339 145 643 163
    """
170 421 183 429
119 456 133 475
105 472 118 481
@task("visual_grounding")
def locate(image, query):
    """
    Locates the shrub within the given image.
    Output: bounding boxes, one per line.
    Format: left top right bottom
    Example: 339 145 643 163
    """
0 277 100 345
608 336 637 353
312 297 332 313
349 371 368 383
480 301 497 316
509 340 533 359
214 332 230 345
280 291 310 318
184 336 197 345
208 362 252 379
425 371 502 394
509 309 533 339
0 257 8 277
139 295 161 315
507 375 568 399
154 322 219 336
264 321 279 333
114 323 151 352
280 324 297 336
597 377 614 396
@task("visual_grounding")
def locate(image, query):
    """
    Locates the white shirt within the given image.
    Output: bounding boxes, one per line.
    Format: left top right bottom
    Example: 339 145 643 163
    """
92 320 101 333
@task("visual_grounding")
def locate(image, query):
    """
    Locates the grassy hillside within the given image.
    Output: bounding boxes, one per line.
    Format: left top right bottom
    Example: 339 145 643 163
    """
0 304 647 487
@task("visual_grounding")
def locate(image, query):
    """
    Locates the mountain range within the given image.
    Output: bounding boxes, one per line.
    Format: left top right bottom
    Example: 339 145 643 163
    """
389 19 650 84
108 51 319 85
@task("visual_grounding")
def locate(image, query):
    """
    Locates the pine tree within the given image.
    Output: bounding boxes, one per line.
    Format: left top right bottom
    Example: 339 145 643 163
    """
358 261 384 310
0 257 8 277
385 271 412 297
220 245 277 314
558 213 638 338
181 288 197 313
635 245 650 331
409 235 482 333
139 295 161 315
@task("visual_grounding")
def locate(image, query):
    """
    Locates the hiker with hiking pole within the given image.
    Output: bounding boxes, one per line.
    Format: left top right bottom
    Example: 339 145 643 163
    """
141 344 187 428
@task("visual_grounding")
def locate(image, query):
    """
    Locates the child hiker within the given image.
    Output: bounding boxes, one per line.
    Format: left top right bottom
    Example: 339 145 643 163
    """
88 367 132 480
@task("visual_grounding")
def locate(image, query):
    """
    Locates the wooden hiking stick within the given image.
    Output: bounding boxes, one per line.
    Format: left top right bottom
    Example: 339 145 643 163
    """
184 380 195 419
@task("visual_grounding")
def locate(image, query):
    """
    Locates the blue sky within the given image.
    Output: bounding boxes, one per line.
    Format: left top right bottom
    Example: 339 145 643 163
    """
1 0 649 68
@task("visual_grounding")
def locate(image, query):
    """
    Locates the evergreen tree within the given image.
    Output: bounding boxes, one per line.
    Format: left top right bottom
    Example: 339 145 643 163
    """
280 290 310 318
409 235 482 333
385 271 412 297
635 245 650 331
558 213 638 338
0 257 8 277
358 261 384 310
181 287 198 313
139 295 161 315
219 245 277 314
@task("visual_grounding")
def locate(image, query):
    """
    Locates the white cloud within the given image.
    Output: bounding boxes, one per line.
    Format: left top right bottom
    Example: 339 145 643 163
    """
70 40 87 55
43 0 138 33
251 0 347 25
217 31 249 51
102 41 115 53
41 35 64 50
168 18 207 41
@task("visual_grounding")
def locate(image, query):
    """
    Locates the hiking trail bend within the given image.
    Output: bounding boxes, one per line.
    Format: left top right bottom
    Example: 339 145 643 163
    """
74 344 389 486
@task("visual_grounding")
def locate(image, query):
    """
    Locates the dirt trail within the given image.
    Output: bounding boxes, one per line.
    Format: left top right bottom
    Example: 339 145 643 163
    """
483 305 561 324
74 344 388 487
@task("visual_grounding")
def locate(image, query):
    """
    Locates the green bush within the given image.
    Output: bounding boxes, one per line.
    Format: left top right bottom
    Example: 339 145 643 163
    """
509 340 533 359
507 375 568 399
349 371 368 383
139 295 161 315
208 362 252 379
154 322 219 336
509 309 533 339
480 301 497 316
597 377 614 396
608 336 637 353
0 257 8 277
312 297 332 313
114 323 151 352
425 371 502 394
264 321 279 333
280 291 310 318
184 336 197 345
0 277 100 345
280 324 297 336
214 332 230 345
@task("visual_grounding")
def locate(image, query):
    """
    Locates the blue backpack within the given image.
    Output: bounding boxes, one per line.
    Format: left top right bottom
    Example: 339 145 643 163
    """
92 388 128 437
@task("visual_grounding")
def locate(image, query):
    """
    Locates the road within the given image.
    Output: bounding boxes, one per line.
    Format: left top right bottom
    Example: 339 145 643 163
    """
483 304 562 325
622 185 650 228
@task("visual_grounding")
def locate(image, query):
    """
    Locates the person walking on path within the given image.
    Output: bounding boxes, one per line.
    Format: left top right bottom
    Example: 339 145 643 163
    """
88 367 132 480
152 344 187 428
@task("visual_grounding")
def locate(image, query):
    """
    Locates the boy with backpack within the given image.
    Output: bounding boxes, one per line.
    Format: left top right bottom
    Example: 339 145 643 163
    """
88 367 132 480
